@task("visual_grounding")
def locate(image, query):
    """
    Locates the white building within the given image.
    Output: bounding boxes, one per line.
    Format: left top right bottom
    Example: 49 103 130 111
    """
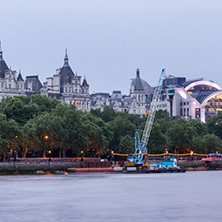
0 42 26 100
42 49 90 111
154 75 222 122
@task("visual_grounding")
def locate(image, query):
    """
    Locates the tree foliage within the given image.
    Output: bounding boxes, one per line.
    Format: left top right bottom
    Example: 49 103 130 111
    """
0 96 221 161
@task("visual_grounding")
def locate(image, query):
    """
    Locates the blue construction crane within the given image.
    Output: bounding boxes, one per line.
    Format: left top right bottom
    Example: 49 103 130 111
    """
127 69 166 166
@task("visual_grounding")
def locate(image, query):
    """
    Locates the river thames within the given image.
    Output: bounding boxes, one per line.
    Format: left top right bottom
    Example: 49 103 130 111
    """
0 171 222 222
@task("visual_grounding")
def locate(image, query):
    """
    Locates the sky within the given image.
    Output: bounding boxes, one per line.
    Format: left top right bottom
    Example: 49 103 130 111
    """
1 0 222 95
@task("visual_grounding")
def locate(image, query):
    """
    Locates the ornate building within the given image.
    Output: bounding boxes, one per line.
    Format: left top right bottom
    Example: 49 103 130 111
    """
0 42 42 100
91 69 153 115
42 50 90 111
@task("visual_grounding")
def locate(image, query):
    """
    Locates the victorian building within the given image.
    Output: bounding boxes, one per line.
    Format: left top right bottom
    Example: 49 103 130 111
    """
42 50 90 111
90 69 153 115
0 42 42 100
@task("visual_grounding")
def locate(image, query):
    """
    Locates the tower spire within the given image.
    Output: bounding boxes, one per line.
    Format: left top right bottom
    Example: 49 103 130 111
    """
64 48 69 66
136 68 140 78
0 40 2 60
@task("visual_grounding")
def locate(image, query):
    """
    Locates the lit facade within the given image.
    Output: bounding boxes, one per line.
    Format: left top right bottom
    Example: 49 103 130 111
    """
155 76 222 122
41 50 90 111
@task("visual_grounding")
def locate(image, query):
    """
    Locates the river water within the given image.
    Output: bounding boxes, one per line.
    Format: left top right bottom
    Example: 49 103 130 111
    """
0 171 222 222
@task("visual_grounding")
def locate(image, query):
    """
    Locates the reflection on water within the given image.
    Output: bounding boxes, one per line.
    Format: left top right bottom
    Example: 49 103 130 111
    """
0 171 222 222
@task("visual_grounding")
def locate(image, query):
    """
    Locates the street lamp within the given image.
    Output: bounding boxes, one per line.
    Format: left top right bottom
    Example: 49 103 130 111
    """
43 135 49 159
45 135 49 140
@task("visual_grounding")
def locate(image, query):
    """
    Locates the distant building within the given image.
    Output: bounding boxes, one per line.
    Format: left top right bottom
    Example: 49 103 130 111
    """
0 42 42 100
91 69 153 115
42 49 90 111
154 75 222 122
1 42 222 121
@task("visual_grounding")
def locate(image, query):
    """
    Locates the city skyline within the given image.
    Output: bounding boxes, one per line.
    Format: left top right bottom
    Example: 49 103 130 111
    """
1 0 222 94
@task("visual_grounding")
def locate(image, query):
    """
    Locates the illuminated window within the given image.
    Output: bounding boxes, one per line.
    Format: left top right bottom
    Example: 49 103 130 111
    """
195 108 200 118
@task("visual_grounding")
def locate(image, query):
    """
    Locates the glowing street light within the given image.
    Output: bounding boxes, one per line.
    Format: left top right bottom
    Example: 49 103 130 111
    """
44 135 49 140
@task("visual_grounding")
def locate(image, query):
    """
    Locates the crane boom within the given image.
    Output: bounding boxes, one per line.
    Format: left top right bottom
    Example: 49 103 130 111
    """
141 68 165 147
127 69 165 166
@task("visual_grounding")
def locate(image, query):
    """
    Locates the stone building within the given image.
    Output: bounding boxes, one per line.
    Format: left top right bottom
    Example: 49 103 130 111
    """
42 50 90 111
91 69 153 115
0 42 42 100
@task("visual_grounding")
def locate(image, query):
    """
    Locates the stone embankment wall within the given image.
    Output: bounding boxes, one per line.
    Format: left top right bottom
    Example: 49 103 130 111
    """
0 159 222 174
0 162 80 174
178 161 222 171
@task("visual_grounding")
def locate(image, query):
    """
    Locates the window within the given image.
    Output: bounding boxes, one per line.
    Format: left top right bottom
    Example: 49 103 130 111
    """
187 108 189 116
9 84 11 89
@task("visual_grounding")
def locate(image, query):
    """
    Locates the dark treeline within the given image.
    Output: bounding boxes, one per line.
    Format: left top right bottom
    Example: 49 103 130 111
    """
0 95 221 161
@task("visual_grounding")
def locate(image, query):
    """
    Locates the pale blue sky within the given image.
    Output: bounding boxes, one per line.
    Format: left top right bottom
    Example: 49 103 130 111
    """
1 0 222 94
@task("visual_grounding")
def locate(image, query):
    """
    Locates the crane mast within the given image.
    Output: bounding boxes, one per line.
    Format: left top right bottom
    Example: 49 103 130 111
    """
128 69 166 166
141 68 165 148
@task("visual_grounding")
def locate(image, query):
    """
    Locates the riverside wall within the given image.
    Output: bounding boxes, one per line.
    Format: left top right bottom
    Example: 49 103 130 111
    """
0 159 222 174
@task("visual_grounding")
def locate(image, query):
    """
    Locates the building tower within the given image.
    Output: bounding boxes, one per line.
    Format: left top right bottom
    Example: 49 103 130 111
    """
129 69 146 115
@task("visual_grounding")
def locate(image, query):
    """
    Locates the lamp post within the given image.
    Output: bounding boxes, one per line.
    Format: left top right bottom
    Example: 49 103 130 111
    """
43 135 49 159
81 150 84 167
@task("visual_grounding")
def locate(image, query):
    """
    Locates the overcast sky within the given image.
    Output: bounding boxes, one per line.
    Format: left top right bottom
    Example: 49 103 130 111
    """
1 0 222 94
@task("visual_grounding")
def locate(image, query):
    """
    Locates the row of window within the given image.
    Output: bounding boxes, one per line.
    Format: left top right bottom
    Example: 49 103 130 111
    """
157 104 167 108
181 108 190 116
180 101 189 106
64 87 88 94
205 102 222 106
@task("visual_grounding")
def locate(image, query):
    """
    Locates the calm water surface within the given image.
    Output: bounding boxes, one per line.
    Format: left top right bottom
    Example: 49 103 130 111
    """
0 171 222 222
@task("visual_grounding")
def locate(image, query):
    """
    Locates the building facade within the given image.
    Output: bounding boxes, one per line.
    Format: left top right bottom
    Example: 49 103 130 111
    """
0 42 42 100
1 42 222 121
90 69 153 115
42 50 90 111
155 75 222 122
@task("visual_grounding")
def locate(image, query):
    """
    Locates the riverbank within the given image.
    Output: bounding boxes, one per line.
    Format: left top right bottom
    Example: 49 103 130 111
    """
0 159 222 175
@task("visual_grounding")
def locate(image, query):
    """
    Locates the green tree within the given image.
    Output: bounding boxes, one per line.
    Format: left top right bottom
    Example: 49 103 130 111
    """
202 134 222 153
0 114 20 161
207 111 222 139
101 107 116 122
166 121 197 153
147 123 166 154
192 136 207 153
119 135 134 154
109 112 136 152
187 119 207 137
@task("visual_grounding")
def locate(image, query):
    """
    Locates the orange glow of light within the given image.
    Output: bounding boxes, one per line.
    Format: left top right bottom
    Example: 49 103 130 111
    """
48 150 51 154
44 135 49 140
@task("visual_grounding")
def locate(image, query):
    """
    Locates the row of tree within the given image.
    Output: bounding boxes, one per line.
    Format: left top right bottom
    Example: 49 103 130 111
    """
0 95 221 161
